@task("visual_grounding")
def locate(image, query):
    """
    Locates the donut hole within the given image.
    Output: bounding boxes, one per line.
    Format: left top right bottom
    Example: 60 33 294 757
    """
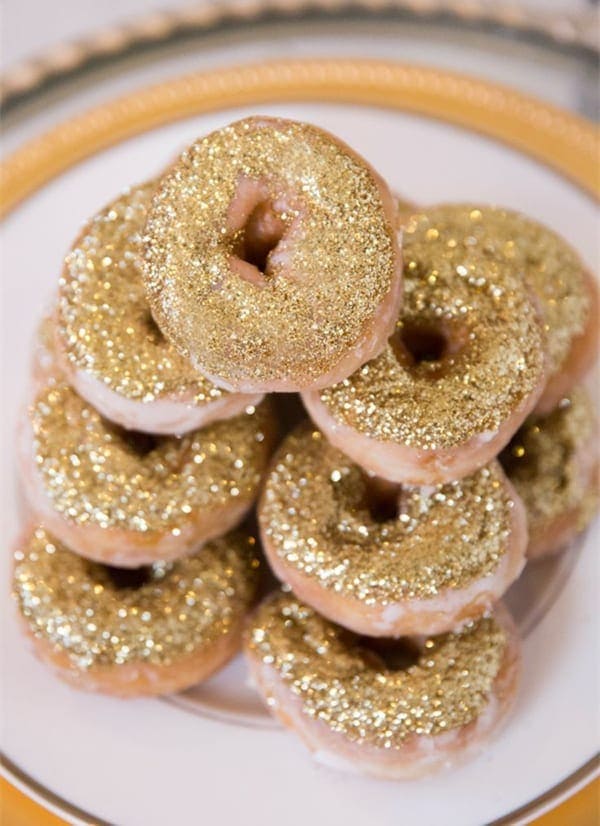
401 322 448 362
391 320 467 374
362 474 400 523
106 422 161 457
235 200 286 275
123 430 160 457
103 564 153 590
498 431 528 477
141 310 164 344
358 637 421 672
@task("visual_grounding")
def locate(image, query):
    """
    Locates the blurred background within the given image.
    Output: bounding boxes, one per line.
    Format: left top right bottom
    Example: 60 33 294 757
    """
1 0 595 64
1 0 598 156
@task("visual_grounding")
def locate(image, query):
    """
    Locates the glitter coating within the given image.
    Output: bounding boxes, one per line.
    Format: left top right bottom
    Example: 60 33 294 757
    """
500 388 598 536
28 378 274 533
248 591 508 746
260 426 515 602
143 117 398 387
318 205 546 450
57 182 227 405
476 207 592 378
14 526 260 668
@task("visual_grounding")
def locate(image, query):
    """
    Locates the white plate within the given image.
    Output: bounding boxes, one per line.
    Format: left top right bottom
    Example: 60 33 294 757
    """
1 63 598 826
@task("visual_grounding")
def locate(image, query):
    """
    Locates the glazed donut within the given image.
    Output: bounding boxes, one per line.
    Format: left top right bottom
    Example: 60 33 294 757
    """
56 181 261 435
390 203 597 412
500 387 599 559
143 117 402 393
476 207 598 414
258 425 526 636
245 591 521 779
18 376 276 567
303 205 546 485
13 525 260 697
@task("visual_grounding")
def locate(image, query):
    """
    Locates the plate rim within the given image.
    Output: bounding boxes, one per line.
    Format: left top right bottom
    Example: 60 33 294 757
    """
1 57 598 219
1 57 598 824
4 751 596 826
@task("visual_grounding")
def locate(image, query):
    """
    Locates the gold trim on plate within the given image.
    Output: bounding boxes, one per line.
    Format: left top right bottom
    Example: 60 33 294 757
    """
1 58 598 220
1 753 110 825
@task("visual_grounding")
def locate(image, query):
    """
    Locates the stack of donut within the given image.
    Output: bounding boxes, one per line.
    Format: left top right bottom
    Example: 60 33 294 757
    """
12 117 598 779
13 167 279 697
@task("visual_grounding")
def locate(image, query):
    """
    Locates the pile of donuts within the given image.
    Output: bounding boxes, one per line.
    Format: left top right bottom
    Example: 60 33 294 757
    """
12 117 599 779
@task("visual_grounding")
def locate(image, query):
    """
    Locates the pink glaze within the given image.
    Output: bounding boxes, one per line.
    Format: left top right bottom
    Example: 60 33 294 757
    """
61 360 263 436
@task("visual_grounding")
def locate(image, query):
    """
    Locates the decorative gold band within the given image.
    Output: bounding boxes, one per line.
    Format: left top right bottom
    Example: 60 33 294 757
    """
1 58 598 221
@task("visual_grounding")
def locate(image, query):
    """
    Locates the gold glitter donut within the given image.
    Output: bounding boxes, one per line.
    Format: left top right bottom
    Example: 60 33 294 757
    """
13 525 260 697
143 117 402 393
55 182 261 435
500 387 599 559
259 425 526 636
470 207 598 414
245 591 521 779
303 204 547 485
18 375 276 567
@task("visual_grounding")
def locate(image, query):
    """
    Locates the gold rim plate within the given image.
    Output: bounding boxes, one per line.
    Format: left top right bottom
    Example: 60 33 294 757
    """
1 58 598 826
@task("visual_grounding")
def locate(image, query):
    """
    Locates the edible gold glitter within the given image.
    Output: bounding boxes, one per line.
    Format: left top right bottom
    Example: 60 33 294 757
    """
143 117 398 387
473 206 592 378
260 425 515 601
318 205 546 450
57 181 227 405
247 591 508 746
28 378 275 532
14 526 260 668
500 387 599 536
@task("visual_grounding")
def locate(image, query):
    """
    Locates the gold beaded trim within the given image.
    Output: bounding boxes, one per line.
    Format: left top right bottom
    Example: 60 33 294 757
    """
1 0 597 107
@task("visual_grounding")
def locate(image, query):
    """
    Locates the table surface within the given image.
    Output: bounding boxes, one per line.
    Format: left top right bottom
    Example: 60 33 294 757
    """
2 776 598 825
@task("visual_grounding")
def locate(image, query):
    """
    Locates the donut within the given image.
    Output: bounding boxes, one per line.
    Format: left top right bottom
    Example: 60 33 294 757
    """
245 591 521 779
258 425 526 636
13 525 260 697
474 208 598 414
56 182 261 435
391 203 597 412
143 117 402 393
18 376 276 567
500 387 599 559
303 205 547 485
